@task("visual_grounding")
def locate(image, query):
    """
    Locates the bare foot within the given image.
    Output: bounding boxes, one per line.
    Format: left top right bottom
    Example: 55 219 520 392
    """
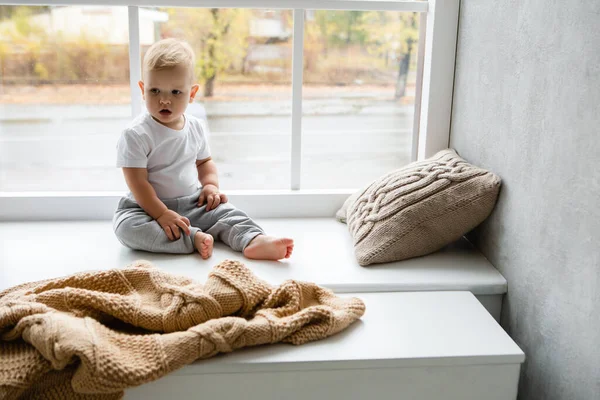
243 235 294 260
194 232 214 259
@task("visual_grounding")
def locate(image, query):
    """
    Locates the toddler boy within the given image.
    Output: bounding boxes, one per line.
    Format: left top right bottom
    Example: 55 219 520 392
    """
113 38 294 260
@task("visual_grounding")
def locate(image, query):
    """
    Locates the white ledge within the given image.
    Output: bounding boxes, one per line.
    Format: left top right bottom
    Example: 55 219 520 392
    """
0 191 354 220
124 291 524 400
173 291 524 375
174 292 525 375
0 218 506 296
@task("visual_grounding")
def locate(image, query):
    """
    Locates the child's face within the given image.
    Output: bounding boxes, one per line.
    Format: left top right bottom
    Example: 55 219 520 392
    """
139 65 199 130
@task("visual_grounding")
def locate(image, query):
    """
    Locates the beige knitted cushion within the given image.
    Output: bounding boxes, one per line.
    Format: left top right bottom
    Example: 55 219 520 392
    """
336 149 501 266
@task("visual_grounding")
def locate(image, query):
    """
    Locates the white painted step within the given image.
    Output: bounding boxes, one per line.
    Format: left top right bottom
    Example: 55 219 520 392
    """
0 218 507 320
125 291 525 400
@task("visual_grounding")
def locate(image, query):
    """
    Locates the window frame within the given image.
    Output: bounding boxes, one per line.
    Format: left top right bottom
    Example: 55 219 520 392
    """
0 0 459 220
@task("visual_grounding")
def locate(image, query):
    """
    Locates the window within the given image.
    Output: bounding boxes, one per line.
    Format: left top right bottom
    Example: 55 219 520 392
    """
301 10 418 189
0 5 131 192
0 0 459 220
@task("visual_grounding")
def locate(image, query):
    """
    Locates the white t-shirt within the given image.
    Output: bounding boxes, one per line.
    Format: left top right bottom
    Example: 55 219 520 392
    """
116 112 211 200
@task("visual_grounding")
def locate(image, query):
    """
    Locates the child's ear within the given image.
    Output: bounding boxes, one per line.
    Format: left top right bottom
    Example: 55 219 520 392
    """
189 84 200 103
138 81 145 99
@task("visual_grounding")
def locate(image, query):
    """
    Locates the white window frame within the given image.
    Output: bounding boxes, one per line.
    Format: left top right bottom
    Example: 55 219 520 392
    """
0 0 459 220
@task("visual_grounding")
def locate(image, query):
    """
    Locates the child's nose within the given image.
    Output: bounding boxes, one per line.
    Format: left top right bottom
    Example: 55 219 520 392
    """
159 97 171 105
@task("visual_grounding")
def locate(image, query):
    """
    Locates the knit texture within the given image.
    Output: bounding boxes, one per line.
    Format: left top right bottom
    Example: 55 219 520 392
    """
0 260 365 399
337 149 501 265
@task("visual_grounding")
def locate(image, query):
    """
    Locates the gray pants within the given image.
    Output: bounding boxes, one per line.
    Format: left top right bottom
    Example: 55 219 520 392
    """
113 190 264 254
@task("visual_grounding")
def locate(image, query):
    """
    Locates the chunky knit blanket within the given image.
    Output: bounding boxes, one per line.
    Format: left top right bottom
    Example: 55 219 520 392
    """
0 260 365 399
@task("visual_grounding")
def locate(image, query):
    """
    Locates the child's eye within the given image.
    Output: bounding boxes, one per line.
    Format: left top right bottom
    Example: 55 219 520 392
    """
172 90 182 95
150 88 160 95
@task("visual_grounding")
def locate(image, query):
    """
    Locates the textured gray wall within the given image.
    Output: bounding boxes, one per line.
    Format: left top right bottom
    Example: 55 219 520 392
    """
450 1 600 399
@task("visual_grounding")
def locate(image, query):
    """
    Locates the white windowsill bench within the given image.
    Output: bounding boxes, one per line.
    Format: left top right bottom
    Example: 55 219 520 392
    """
0 218 524 400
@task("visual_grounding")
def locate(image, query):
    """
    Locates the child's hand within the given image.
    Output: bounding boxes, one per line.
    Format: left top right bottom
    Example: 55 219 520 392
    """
156 210 191 240
198 184 228 211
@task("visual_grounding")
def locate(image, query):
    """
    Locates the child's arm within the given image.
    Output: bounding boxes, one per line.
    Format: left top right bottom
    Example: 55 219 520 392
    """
196 157 228 211
122 167 191 240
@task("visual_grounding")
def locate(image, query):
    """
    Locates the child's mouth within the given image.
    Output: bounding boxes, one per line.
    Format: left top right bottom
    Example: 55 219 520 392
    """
159 109 172 116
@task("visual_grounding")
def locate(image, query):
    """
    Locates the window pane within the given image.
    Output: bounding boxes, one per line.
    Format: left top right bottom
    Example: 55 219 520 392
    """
142 7 293 190
301 10 419 189
0 5 131 192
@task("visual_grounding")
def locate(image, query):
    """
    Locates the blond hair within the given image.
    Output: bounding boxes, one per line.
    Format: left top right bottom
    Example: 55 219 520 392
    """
143 38 195 79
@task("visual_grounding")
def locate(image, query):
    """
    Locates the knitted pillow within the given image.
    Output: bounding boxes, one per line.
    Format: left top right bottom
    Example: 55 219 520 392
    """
336 149 501 266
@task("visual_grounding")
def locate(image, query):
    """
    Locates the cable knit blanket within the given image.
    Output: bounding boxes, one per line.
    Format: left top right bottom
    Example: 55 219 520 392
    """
0 260 365 399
